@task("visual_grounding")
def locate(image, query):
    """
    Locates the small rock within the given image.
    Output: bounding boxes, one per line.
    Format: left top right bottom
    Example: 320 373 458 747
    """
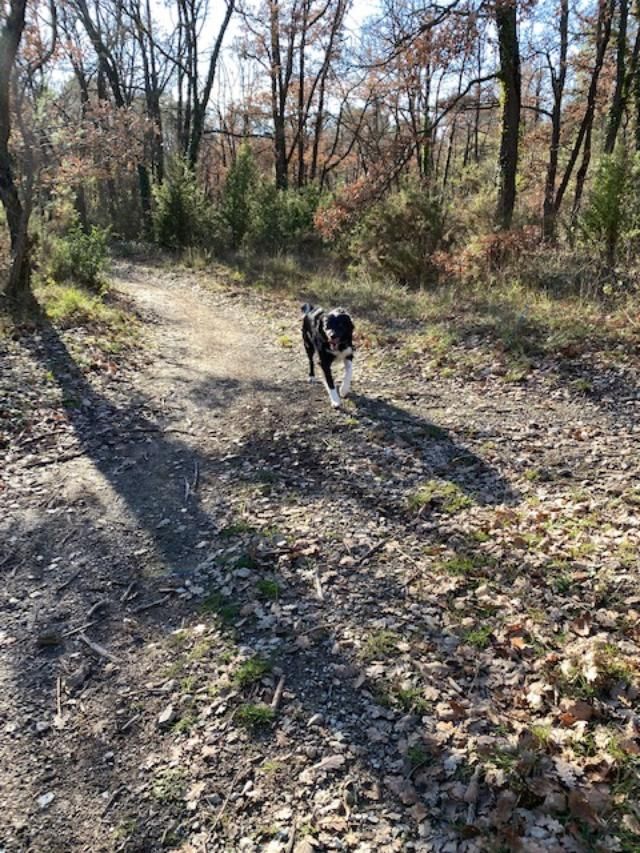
157 704 177 729
37 792 55 810
308 713 324 727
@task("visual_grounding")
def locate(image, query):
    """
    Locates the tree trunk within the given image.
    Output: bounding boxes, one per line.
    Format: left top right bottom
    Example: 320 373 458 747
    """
542 0 568 241
0 0 29 300
270 0 288 189
604 0 629 154
553 0 614 216
495 0 521 230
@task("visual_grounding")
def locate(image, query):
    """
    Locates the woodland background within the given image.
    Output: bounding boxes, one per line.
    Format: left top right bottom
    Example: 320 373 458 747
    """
2 0 640 308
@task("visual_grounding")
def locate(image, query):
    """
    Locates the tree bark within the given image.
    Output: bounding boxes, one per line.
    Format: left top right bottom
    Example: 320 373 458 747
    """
604 0 629 154
495 0 521 230
542 0 568 241
553 0 614 216
0 0 30 300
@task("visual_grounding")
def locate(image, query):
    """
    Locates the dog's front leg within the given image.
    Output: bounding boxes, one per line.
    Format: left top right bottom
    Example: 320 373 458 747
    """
340 355 353 398
320 355 341 408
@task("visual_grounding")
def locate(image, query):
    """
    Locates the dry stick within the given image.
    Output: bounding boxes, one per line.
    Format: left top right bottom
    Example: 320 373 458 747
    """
353 539 388 568
56 677 62 717
57 529 76 549
25 451 85 469
192 460 200 493
131 595 169 614
87 600 109 619
119 713 141 734
313 568 324 601
120 582 136 603
286 819 297 853
63 621 96 638
102 785 127 818
56 570 81 594
79 633 120 663
210 767 243 832
270 676 286 711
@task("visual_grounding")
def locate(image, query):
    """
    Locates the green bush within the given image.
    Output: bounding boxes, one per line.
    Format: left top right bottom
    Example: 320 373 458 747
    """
153 158 225 250
581 152 629 264
220 144 321 253
222 144 258 249
244 182 321 253
48 224 109 291
348 180 447 287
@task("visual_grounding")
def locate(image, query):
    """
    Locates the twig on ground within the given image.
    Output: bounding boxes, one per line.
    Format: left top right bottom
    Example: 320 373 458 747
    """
119 713 141 734
313 568 324 601
120 582 136 603
57 529 76 550
87 600 109 619
102 785 127 817
56 677 62 717
131 595 169 614
270 675 285 711
63 621 96 638
25 451 85 469
56 570 81 594
210 767 243 832
192 460 200 493
352 539 388 568
79 633 120 663
286 819 297 853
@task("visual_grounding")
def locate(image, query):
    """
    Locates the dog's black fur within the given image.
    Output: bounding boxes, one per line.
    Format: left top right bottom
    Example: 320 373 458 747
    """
302 303 354 408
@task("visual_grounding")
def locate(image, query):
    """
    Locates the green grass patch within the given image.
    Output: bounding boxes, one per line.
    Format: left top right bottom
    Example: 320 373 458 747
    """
151 768 187 804
237 703 275 731
407 480 472 514
234 656 272 688
219 521 256 538
256 578 280 601
407 743 430 770
360 629 400 661
200 591 240 624
393 686 431 715
463 625 493 649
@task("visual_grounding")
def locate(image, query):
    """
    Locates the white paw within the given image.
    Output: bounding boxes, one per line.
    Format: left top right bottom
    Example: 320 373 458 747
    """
329 388 341 408
339 385 350 398
308 376 316 384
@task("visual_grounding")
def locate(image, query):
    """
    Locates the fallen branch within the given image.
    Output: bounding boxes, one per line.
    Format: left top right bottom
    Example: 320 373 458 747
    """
79 633 120 663
353 539 388 568
102 785 127 817
24 451 85 469
286 819 297 853
120 582 136 603
210 767 243 832
63 621 96 638
119 713 141 734
313 568 324 601
87 600 109 619
56 570 81 594
270 675 285 711
131 595 169 614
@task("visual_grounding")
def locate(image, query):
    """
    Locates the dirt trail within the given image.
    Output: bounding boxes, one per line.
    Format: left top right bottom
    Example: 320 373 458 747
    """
1 261 639 853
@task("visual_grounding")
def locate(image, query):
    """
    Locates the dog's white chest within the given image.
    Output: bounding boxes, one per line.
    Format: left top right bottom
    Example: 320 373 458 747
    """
333 346 353 361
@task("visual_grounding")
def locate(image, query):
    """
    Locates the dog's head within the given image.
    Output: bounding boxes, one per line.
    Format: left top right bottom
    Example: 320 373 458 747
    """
323 308 354 352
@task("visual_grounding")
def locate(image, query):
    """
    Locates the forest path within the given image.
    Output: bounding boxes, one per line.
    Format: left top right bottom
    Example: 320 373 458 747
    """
2 259 639 852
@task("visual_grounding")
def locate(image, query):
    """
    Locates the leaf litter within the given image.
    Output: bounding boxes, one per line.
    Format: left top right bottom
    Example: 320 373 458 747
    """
1 259 639 852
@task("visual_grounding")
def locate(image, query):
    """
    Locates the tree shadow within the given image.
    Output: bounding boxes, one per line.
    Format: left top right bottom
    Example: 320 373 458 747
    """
2 302 521 850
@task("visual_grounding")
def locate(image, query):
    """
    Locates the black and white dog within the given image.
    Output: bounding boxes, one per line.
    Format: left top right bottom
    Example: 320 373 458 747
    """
302 303 354 408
